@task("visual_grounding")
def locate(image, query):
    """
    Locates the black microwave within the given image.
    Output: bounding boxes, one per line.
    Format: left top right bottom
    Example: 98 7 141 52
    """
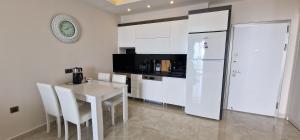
113 54 135 73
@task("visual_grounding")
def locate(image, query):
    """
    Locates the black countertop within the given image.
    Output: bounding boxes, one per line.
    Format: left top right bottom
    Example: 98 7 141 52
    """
141 72 186 78
115 71 186 78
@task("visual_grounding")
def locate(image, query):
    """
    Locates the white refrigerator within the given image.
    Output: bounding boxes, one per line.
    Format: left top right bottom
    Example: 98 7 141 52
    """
185 31 227 120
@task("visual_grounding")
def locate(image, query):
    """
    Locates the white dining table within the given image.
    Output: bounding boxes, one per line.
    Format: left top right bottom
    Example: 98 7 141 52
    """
60 80 128 140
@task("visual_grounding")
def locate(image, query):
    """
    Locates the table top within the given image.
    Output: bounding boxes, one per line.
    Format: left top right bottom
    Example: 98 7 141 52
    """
60 80 127 101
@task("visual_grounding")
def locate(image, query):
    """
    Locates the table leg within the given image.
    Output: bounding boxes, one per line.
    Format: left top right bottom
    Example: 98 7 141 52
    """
88 97 104 140
123 86 128 122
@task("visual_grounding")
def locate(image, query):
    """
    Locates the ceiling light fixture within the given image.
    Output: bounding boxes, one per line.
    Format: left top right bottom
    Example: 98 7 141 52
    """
170 1 174 4
107 0 143 6
147 5 151 8
127 8 132 12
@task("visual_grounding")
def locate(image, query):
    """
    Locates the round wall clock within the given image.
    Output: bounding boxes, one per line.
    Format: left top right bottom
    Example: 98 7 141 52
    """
51 14 80 43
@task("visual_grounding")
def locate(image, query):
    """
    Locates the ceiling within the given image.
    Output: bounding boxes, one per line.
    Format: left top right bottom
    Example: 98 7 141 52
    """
82 0 227 16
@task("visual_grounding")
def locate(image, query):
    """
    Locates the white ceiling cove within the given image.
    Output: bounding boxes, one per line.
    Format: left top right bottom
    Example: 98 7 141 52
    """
82 0 227 15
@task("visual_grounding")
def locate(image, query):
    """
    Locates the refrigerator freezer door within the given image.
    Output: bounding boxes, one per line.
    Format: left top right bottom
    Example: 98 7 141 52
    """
185 60 224 120
188 32 227 60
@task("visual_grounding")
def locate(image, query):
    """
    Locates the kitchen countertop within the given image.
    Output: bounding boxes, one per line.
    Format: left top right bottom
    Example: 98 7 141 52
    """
115 71 186 78
141 72 186 78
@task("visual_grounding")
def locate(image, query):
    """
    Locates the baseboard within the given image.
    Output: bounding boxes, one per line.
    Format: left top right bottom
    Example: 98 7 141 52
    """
7 123 46 140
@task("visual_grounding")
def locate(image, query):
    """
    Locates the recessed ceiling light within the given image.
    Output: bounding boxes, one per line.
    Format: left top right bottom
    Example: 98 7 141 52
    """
127 8 132 12
147 5 151 8
170 1 174 4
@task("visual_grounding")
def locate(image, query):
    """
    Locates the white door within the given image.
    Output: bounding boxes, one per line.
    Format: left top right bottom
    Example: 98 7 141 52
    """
227 23 289 116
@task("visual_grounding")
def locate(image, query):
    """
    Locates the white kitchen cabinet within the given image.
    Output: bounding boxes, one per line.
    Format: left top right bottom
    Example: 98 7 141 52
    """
188 10 229 33
130 74 186 106
118 26 136 47
141 79 164 103
170 20 188 54
163 77 186 106
135 22 171 39
135 38 170 54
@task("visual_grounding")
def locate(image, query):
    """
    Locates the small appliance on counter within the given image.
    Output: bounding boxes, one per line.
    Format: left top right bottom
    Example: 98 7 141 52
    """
65 67 84 84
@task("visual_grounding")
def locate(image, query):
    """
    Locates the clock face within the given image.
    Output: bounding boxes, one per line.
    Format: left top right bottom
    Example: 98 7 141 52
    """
59 21 75 37
51 14 80 43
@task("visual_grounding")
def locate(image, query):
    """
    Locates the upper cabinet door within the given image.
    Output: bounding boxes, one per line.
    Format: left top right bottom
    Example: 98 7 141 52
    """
118 26 135 47
135 38 170 54
170 20 188 54
188 10 229 33
135 22 171 39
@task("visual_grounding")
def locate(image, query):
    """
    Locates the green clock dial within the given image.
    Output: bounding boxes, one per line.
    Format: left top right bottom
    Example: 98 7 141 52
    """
59 21 75 37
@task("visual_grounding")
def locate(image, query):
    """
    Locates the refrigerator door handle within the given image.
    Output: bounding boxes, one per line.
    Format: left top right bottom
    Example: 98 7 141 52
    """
201 41 208 49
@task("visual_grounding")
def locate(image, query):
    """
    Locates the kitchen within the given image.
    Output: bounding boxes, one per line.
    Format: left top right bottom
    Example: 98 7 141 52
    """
1 0 300 140
114 5 231 120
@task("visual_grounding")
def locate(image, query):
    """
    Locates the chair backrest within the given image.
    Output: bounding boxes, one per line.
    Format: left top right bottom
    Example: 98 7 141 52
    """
112 74 127 84
98 73 110 82
54 86 80 124
36 83 61 116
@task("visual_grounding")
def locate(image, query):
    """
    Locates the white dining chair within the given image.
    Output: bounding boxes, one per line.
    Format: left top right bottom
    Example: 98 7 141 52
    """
36 83 62 138
54 86 91 140
104 74 127 125
98 72 111 82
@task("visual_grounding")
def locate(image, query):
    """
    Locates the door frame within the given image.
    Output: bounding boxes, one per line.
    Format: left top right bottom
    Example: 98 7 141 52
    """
223 20 291 117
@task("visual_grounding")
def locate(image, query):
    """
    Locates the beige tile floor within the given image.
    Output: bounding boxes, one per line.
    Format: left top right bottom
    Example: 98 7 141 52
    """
14 99 300 140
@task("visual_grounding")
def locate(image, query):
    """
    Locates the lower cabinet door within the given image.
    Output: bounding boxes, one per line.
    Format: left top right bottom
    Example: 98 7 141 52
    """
141 79 164 103
163 77 186 106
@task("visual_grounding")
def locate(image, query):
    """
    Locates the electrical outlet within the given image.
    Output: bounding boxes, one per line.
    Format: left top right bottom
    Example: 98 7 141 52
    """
10 106 19 113
65 69 73 74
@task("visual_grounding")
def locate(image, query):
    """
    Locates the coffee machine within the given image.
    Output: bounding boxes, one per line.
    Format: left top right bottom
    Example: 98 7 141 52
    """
65 67 83 84
72 67 83 84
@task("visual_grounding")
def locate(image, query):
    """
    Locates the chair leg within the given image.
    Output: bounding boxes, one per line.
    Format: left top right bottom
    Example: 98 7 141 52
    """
111 105 115 125
86 120 89 127
46 114 50 133
56 116 61 138
64 120 69 140
77 124 81 140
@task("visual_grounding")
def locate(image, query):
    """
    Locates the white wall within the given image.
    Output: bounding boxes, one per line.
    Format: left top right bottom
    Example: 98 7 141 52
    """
120 3 208 23
211 0 300 118
287 1 300 129
0 0 118 139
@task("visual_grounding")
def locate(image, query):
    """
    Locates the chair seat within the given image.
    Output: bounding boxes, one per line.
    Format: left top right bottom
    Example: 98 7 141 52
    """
79 103 91 123
104 96 123 106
